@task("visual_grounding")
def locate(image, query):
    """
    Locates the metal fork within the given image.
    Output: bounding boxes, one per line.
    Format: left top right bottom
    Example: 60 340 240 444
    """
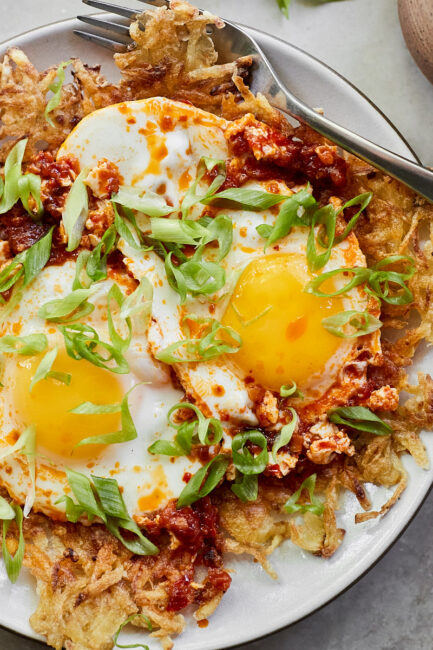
76 0 433 202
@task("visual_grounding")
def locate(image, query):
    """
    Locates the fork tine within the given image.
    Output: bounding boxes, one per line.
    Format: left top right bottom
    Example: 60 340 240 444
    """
77 14 131 36
74 29 128 52
82 0 137 20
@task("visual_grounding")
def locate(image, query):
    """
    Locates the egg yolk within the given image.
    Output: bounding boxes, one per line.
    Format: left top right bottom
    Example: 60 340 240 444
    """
13 348 123 459
221 253 344 392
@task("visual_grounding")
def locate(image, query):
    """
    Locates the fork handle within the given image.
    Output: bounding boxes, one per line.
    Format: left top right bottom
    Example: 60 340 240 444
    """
277 88 433 202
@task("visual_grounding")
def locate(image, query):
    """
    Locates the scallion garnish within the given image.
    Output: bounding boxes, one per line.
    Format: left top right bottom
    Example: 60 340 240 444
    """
0 496 15 521
181 157 226 218
231 430 269 475
18 173 44 220
280 381 303 399
271 408 298 463
148 401 223 456
0 226 54 303
0 139 43 219
2 503 25 583
111 187 172 217
328 406 392 436
86 224 117 282
29 346 71 392
322 310 382 338
59 322 129 374
63 169 89 252
165 249 226 303
307 192 372 271
304 255 415 306
57 470 158 555
44 60 72 127
229 430 269 502
107 284 132 356
257 186 315 250
156 314 241 364
73 385 140 447
113 613 152 650
119 277 153 320
283 474 324 516
203 187 287 211
231 473 259 502
38 287 95 323
113 202 145 251
177 454 230 507
0 333 48 355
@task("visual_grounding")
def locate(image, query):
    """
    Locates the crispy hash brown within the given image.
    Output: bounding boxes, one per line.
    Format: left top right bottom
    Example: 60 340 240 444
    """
0 1 433 649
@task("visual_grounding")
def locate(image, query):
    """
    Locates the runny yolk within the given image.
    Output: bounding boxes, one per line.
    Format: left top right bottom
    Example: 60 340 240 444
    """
13 348 123 459
221 253 344 392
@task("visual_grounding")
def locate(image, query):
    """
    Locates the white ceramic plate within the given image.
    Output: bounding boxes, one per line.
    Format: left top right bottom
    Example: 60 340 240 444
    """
0 16 431 650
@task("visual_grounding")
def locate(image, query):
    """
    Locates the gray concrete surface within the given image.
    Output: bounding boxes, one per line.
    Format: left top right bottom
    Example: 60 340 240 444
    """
1 1 433 649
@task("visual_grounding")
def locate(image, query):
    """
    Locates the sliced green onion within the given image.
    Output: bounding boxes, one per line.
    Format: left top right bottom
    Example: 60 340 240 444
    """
91 475 158 555
120 277 153 320
22 226 54 287
69 401 121 414
113 202 144 250
107 283 132 355
156 314 241 364
44 60 72 127
333 192 373 244
149 402 223 456
271 408 298 462
328 406 392 436
322 310 382 338
0 496 15 521
230 303 272 328
86 224 117 282
305 267 371 298
18 173 44 219
2 504 25 583
177 454 230 508
151 217 208 245
181 157 226 218
72 250 92 290
60 468 106 522
257 187 315 250
113 613 152 650
29 346 59 392
38 288 95 323
203 187 287 211
231 473 258 502
75 385 140 447
306 203 337 271
231 430 268 475
280 381 303 399
63 169 89 252
59 322 129 374
283 473 324 516
165 249 226 303
0 140 27 214
0 333 47 355
112 187 172 217
305 256 415 306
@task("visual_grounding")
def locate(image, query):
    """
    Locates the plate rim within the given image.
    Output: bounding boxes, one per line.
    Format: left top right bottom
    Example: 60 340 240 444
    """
0 15 429 650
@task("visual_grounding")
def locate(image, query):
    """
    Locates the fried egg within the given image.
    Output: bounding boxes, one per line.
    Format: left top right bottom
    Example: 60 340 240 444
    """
58 96 228 208
0 262 201 519
120 176 379 423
